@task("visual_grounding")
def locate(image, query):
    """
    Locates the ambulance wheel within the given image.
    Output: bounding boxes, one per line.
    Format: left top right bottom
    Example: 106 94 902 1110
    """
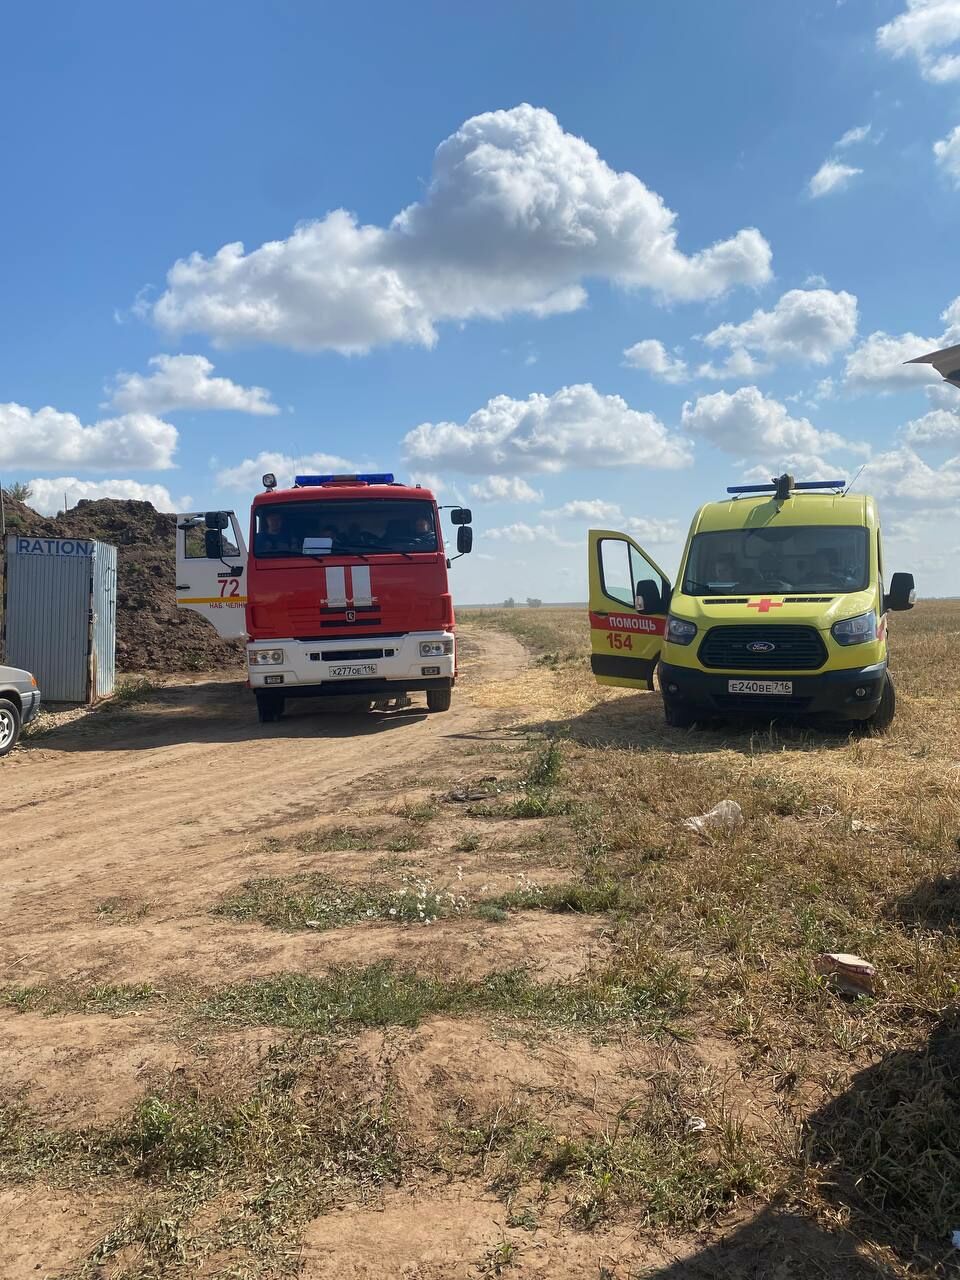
0 699 22 757
256 692 285 723
663 700 694 729
865 672 896 733
426 688 452 713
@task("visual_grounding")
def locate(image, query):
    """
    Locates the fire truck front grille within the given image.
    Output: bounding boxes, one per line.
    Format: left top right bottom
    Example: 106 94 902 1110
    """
308 648 396 661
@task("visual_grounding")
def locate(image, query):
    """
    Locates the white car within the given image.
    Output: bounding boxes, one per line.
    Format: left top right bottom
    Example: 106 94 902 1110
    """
0 664 41 757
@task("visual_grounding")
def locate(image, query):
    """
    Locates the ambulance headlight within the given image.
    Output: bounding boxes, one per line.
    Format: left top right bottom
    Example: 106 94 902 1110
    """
419 639 454 657
831 611 878 646
250 649 285 665
666 616 698 646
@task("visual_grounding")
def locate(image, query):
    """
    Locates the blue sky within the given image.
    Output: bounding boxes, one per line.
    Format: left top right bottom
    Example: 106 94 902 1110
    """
2 0 959 601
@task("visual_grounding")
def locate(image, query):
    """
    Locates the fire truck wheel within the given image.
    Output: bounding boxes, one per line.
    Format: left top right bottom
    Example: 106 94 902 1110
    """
256 692 285 723
426 688 452 713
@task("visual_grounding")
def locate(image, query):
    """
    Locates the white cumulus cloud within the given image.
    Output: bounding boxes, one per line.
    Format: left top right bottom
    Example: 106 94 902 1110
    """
26 477 188 516
808 160 863 198
877 0 960 84
468 476 543 503
107 354 279 415
149 105 772 354
484 522 575 547
542 498 624 521
842 297 960 392
859 446 960 505
623 339 689 383
703 289 858 366
217 451 356 491
0 403 177 471
403 383 693 475
934 125 960 184
904 407 960 444
681 386 850 461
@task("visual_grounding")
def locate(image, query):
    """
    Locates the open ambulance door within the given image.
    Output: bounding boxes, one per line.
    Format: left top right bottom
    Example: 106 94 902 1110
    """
587 529 670 690
175 511 249 641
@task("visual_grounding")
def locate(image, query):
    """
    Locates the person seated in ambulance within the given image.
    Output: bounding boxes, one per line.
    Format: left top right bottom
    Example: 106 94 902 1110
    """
255 510 297 555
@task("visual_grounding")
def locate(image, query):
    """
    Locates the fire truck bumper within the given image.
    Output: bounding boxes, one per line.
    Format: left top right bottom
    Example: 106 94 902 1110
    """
247 631 456 696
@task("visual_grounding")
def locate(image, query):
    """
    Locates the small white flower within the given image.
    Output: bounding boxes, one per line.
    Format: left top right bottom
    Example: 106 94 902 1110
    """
365 909 374 917
389 908 397 916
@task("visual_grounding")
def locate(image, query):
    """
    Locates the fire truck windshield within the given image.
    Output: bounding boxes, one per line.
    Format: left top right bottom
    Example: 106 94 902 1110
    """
254 499 438 558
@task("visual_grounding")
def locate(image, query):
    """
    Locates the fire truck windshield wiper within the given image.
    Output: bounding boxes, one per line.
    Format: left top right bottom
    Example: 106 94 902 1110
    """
327 544 371 561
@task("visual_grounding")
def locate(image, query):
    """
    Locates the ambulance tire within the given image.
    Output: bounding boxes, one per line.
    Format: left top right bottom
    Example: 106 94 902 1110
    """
663 700 695 729
256 692 285 723
426 688 452 713
865 672 896 733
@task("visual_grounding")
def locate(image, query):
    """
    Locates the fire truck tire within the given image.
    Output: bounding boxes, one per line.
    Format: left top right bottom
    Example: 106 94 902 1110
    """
426 688 452 713
256 692 285 723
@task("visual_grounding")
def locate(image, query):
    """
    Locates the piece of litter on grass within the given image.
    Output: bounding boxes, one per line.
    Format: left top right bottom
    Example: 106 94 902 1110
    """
814 952 877 997
304 919 323 929
952 1229 960 1248
682 799 743 835
685 1116 707 1134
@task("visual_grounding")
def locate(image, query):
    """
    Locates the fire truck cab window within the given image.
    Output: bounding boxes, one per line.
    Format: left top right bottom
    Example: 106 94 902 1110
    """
254 500 438 557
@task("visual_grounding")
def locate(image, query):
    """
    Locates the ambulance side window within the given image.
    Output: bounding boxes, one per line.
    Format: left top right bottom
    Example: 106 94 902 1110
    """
599 538 636 607
599 538 665 612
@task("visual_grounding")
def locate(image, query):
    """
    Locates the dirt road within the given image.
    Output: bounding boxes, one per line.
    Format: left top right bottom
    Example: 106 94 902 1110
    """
0 627 555 987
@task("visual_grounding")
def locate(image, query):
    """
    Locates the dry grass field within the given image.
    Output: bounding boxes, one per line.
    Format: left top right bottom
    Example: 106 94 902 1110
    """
0 605 958 1278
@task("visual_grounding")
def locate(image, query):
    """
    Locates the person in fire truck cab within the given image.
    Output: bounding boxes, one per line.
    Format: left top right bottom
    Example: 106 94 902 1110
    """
256 510 296 555
410 514 437 550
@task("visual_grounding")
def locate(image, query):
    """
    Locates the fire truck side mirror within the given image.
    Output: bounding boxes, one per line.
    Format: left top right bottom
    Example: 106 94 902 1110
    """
456 526 473 555
204 529 225 559
205 511 229 530
451 507 472 525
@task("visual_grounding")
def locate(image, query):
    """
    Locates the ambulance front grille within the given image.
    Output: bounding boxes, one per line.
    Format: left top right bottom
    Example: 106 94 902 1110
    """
699 625 827 670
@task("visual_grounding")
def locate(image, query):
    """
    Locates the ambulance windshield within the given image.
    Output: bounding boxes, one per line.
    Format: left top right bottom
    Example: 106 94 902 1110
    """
254 499 438 558
683 526 869 596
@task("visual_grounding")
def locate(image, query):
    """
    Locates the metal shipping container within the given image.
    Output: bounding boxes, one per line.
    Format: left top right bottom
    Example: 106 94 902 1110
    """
3 534 117 702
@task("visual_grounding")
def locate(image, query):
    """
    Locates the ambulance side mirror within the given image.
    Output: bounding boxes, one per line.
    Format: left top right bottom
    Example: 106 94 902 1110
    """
885 572 915 612
635 577 671 613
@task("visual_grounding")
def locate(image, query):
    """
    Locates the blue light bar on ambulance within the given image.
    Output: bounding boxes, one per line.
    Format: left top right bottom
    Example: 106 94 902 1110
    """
726 480 846 494
294 472 395 487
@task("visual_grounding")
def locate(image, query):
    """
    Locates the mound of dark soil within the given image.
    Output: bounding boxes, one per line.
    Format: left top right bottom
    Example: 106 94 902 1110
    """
2 496 244 674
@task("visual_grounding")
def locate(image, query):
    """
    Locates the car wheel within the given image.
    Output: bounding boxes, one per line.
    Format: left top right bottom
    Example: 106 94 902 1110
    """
0 698 22 757
426 688 452 713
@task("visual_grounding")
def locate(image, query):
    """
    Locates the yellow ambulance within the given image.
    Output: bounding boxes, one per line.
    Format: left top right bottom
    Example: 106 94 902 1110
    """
588 474 915 730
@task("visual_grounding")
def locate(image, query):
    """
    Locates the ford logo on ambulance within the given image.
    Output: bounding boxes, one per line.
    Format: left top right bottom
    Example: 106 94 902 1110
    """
747 640 776 653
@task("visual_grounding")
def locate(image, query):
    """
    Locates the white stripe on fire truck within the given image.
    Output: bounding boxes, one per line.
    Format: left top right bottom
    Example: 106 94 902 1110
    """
350 565 372 605
325 566 347 607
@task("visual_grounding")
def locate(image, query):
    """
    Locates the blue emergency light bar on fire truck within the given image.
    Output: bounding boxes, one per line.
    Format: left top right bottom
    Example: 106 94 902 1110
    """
294 473 395 487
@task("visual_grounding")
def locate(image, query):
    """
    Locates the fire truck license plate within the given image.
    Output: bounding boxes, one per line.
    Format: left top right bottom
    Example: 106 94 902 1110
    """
728 679 792 695
329 663 378 678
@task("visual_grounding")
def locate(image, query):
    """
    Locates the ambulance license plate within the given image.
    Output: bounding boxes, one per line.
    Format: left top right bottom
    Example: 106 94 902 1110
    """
728 679 792 695
329 663 378 678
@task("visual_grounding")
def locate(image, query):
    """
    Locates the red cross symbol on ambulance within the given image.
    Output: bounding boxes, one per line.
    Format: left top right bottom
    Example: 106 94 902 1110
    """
746 598 784 613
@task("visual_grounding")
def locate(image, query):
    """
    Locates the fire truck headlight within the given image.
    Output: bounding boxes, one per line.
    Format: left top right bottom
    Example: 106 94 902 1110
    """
250 649 285 666
419 639 454 657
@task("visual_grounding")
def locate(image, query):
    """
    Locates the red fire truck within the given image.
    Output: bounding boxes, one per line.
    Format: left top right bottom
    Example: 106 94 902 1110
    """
176 472 473 722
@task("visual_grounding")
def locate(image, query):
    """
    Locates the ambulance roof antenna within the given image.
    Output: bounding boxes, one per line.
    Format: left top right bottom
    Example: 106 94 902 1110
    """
843 464 866 496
